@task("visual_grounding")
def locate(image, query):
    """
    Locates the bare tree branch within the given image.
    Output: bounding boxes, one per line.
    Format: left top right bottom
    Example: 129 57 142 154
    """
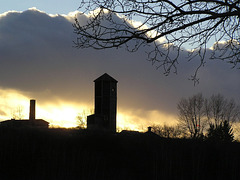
178 93 240 138
74 0 240 82
177 93 206 138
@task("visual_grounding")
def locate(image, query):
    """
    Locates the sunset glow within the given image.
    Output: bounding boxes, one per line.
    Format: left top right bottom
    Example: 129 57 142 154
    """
37 104 84 128
0 2 239 179
0 7 239 134
0 88 88 128
0 88 178 131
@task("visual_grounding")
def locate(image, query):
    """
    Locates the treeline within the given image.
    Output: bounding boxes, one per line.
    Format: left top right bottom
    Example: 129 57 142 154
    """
151 93 240 141
0 127 240 180
151 121 237 141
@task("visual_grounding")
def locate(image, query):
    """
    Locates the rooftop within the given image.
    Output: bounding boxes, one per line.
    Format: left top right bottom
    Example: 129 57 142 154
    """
94 73 118 83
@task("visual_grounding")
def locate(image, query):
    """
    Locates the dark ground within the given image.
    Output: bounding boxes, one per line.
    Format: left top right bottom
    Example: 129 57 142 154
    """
0 127 239 180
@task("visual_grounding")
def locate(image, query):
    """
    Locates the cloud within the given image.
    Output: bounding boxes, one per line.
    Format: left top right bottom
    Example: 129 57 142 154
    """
0 88 29 120
0 8 239 128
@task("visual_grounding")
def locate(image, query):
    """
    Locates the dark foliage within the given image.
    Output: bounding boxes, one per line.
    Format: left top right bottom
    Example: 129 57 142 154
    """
0 127 240 180
207 120 234 142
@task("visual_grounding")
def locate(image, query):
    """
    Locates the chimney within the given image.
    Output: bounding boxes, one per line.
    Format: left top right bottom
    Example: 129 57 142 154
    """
147 126 152 133
29 99 36 121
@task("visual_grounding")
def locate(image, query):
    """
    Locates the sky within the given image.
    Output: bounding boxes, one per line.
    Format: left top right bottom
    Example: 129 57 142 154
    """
0 0 80 15
0 1 240 130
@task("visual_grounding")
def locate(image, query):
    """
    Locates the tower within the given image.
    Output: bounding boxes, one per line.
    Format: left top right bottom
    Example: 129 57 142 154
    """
87 73 118 132
29 99 36 122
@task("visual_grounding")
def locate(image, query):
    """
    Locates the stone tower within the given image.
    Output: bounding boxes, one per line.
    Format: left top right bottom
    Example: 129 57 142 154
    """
87 73 118 132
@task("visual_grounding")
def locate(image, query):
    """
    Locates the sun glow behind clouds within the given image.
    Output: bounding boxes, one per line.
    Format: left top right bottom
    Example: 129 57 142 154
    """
117 109 178 132
0 88 89 128
0 88 178 130
0 88 29 119
37 104 82 128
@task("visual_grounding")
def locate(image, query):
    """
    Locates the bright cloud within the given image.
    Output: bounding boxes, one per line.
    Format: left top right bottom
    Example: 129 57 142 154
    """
0 88 29 120
117 109 178 132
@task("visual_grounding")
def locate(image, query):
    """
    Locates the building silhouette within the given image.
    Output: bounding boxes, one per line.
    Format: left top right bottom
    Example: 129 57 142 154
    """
87 73 118 132
0 99 49 128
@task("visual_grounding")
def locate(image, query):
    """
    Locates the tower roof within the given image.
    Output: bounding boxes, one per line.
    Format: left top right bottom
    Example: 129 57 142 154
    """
94 73 118 83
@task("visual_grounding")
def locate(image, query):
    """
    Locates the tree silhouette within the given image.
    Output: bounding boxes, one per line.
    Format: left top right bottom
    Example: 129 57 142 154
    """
76 110 87 129
178 93 240 139
205 94 240 126
11 105 25 120
177 93 207 138
74 0 240 81
151 124 186 138
76 109 93 129
207 120 234 142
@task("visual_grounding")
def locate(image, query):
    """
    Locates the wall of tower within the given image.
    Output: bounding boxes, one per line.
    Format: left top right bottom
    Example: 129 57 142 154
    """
87 73 117 132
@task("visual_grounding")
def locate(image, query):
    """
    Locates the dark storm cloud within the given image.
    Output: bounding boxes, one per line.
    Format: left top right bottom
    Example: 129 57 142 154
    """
0 9 239 120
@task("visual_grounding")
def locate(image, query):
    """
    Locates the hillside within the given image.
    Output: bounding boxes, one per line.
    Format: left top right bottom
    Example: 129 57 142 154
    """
0 127 239 180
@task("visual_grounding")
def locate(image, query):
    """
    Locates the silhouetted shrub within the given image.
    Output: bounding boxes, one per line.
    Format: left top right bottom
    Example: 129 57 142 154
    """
207 121 234 142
